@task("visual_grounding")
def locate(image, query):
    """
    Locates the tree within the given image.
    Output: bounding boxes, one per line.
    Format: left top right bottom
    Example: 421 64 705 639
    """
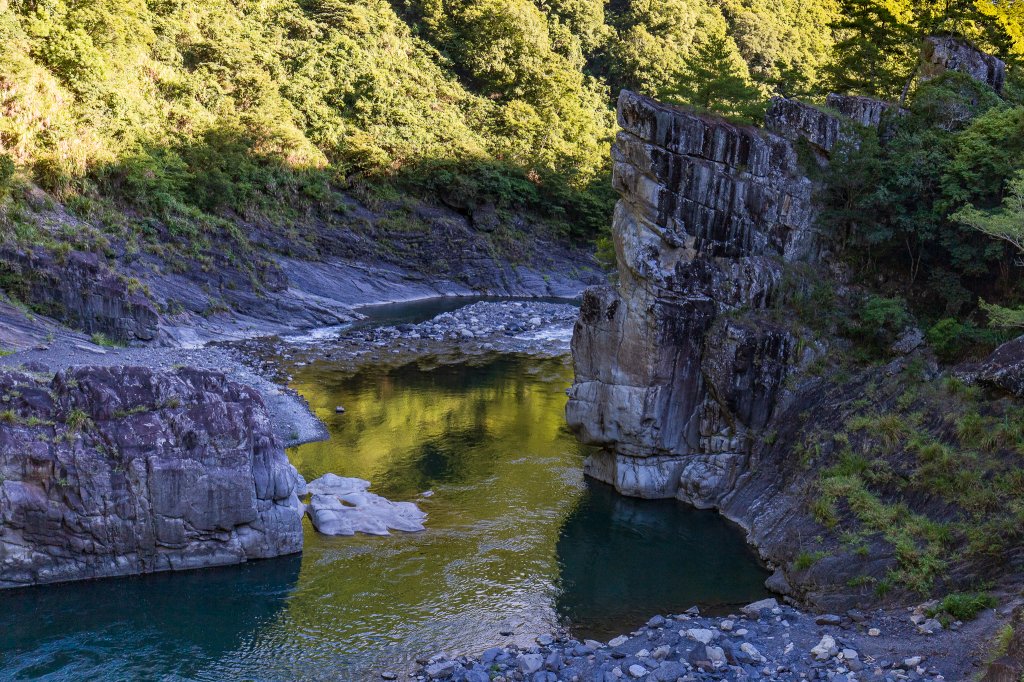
659 32 766 123
953 170 1024 326
824 0 916 100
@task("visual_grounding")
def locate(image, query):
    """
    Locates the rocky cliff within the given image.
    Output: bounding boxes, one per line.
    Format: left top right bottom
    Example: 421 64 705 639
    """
567 40 1024 610
566 89 841 505
0 365 304 588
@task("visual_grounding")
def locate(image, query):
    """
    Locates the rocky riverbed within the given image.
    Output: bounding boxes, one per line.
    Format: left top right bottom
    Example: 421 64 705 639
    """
411 597 1008 682
231 300 580 381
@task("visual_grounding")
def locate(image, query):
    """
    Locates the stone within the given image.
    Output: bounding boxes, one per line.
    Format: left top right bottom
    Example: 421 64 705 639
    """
424 660 456 679
720 620 734 632
765 568 792 596
686 629 716 645
890 327 925 355
705 645 727 665
518 653 544 674
304 474 426 536
811 635 837 661
825 93 900 128
841 648 859 661
627 664 648 678
0 366 303 589
335 405 346 413
963 335 1024 397
0 247 159 343
918 618 943 634
904 656 923 668
608 635 629 647
565 90 825 503
742 598 779 619
740 642 765 662
868 628 881 637
381 673 398 680
815 614 843 626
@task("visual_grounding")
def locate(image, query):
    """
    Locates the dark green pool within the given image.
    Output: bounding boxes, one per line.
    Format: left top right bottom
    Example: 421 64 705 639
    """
0 352 769 681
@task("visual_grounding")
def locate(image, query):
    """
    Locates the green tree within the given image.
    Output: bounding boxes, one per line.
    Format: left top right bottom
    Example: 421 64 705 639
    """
953 170 1024 326
824 0 916 100
659 32 766 122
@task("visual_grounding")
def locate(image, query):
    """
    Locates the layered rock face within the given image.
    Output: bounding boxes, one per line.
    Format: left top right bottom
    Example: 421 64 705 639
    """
0 365 304 588
921 35 1006 93
567 91 839 504
0 247 159 343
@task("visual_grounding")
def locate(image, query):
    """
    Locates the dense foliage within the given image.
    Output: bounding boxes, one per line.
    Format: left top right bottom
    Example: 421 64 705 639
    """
0 0 1023 271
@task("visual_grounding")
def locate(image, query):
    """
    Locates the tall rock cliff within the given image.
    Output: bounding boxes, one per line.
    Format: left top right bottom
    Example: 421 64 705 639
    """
566 90 850 505
567 43 1023 609
0 366 304 588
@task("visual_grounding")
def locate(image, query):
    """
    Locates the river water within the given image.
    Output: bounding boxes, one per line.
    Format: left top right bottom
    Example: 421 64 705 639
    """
0 302 769 681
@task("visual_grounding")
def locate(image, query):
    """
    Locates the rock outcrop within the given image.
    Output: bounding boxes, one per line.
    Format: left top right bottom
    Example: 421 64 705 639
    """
920 35 1006 93
566 90 833 503
0 247 159 343
0 365 304 588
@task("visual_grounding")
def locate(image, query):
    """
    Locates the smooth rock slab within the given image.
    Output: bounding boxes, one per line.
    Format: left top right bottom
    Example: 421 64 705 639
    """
304 474 426 536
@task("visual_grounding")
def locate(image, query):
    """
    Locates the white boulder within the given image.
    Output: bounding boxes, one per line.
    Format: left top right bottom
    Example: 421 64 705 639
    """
305 474 426 536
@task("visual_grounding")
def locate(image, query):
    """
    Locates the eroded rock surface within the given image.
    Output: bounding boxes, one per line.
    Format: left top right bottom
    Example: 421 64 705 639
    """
304 473 426 536
921 35 1006 93
566 90 833 503
0 365 304 588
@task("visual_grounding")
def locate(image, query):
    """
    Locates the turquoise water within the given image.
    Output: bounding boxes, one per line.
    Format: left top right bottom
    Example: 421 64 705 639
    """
0 345 768 681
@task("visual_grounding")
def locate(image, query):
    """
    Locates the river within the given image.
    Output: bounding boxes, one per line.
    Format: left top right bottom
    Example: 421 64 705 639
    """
0 300 769 681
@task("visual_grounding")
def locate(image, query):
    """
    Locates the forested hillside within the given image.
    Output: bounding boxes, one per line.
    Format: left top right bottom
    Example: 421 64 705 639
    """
2 0 1024 336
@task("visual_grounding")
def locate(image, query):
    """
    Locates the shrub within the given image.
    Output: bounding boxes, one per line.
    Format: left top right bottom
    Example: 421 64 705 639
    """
926 592 996 622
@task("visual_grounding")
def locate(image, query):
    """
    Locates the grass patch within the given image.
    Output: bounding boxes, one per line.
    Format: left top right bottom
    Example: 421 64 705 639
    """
793 550 829 570
927 591 996 622
90 333 121 348
65 409 92 433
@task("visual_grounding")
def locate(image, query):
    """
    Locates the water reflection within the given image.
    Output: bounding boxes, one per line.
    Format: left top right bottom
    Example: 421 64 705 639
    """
555 481 770 639
0 350 770 680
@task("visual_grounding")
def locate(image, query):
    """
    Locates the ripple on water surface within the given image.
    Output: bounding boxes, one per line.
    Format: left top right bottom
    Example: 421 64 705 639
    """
0 352 769 681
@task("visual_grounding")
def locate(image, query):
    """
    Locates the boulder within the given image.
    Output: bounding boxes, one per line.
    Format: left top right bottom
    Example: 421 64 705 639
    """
304 474 426 536
962 335 1024 397
0 366 304 588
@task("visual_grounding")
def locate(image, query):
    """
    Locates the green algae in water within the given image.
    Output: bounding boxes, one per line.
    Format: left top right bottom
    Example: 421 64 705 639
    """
0 354 769 681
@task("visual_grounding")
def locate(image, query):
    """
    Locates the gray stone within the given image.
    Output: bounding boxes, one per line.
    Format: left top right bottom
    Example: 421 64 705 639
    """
566 91 826 502
425 660 457 679
518 653 544 674
742 598 779 619
815 614 843 626
627 664 648 678
304 474 426 536
0 366 303 589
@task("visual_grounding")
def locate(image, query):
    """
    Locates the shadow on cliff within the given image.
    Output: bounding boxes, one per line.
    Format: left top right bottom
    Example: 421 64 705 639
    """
0 555 301 679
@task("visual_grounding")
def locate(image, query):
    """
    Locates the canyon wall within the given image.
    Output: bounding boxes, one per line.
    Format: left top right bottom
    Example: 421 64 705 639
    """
0 366 304 588
566 90 847 506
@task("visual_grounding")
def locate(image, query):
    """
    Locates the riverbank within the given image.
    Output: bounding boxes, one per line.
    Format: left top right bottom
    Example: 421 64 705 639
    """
2 291 1018 679
412 596 1013 682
